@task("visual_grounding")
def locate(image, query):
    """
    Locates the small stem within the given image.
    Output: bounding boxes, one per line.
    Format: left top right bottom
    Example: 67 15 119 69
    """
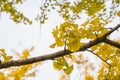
86 50 112 66
64 38 67 52
102 24 120 38
93 30 98 39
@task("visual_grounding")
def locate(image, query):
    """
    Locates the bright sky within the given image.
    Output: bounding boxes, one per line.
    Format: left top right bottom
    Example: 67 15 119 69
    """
0 0 120 80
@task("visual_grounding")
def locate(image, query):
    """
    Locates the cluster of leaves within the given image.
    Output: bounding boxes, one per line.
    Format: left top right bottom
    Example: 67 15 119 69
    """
0 48 40 80
37 0 120 25
0 49 13 62
1 0 120 25
50 16 109 52
49 1 120 79
0 0 32 24
35 0 58 24
95 41 120 80
70 0 104 16
53 57 73 75
37 0 80 24
58 52 99 80
50 21 82 52
0 0 120 80
50 17 111 79
56 41 120 79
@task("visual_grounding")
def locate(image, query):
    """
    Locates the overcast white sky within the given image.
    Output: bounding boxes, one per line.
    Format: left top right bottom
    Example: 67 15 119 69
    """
0 0 120 80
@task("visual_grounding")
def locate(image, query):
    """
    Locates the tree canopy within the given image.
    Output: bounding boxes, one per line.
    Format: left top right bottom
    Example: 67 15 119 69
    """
0 0 120 80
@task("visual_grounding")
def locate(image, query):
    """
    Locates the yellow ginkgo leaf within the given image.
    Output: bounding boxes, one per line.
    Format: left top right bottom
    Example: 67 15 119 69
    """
0 72 5 80
50 43 56 48
117 10 120 17
4 56 13 62
63 65 74 74
85 75 94 80
26 72 36 77
1 53 13 62
0 48 13 62
0 49 5 53
22 49 29 59
81 21 89 27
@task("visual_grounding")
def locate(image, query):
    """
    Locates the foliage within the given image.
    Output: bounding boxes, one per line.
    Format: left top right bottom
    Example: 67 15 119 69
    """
0 48 40 80
53 57 73 74
0 0 120 80
0 0 32 24
49 0 120 79
50 21 82 52
0 49 13 62
50 17 109 52
97 41 120 80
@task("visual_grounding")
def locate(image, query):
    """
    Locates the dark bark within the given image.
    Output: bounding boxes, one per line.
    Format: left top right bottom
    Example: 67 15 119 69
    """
104 38 120 48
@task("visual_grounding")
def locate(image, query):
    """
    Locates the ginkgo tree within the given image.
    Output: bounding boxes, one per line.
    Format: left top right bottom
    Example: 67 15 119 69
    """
0 0 120 80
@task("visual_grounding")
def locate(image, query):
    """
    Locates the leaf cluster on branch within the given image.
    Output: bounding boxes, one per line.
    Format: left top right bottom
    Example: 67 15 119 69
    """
0 0 120 80
0 24 120 69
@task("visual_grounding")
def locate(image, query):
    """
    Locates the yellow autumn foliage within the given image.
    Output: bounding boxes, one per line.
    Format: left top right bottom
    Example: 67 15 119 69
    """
85 75 94 80
0 48 40 80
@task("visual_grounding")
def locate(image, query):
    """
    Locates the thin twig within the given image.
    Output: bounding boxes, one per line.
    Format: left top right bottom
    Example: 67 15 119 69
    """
102 24 120 38
93 30 98 39
86 50 112 66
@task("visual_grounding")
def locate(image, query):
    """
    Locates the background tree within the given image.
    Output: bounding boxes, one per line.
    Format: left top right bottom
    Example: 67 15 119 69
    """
0 0 120 80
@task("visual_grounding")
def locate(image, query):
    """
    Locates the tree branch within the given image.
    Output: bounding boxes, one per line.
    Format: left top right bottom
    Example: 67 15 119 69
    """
104 38 120 48
0 24 120 69
102 24 120 38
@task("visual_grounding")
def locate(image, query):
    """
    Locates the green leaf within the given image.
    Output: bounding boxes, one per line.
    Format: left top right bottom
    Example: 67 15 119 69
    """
63 65 74 74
